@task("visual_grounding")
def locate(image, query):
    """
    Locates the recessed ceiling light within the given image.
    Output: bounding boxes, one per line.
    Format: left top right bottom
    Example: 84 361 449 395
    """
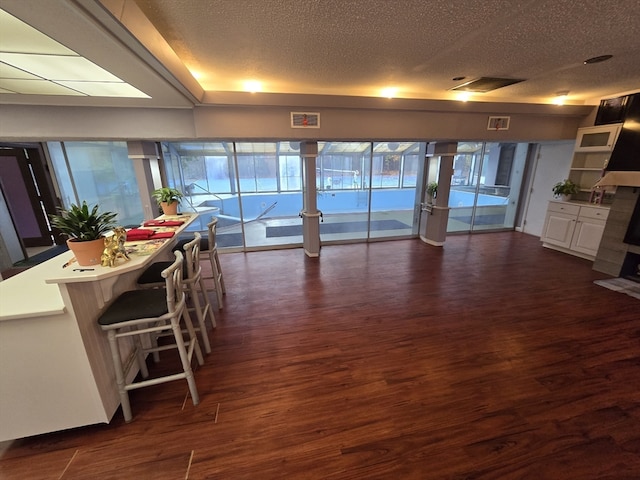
381 87 398 98
552 91 569 105
584 55 613 65
452 76 466 81
243 80 262 93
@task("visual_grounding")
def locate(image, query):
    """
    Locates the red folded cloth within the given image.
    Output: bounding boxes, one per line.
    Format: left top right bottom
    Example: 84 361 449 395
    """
125 228 153 241
150 231 175 239
143 220 184 227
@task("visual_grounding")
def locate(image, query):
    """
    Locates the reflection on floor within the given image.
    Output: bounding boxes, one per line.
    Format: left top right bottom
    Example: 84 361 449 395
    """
198 210 417 250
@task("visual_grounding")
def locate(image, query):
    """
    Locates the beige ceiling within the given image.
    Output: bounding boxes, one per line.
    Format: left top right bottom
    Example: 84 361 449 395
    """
1 0 640 108
110 0 640 105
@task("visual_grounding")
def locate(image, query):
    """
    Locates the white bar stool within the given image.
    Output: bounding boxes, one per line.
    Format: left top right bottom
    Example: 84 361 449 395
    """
137 232 216 353
98 251 203 423
204 218 226 309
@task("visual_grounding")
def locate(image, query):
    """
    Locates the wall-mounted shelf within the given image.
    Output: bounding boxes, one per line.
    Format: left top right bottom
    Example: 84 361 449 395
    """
568 124 622 204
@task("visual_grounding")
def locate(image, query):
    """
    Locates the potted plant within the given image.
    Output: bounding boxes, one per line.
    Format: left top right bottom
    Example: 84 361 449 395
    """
49 201 118 266
152 187 183 215
552 179 579 201
426 181 438 204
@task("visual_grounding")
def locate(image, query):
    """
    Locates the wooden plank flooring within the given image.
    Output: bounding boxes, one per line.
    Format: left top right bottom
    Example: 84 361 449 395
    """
1 232 639 479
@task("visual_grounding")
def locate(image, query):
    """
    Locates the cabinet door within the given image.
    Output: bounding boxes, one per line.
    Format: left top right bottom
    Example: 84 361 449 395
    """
574 124 621 152
542 212 576 248
571 219 606 256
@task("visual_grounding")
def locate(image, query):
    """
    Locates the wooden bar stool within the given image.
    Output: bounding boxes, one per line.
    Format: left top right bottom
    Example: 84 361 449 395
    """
137 232 216 353
98 251 203 423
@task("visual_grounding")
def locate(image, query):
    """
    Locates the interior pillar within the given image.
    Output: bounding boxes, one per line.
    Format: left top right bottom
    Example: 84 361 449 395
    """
299 141 321 257
420 142 456 246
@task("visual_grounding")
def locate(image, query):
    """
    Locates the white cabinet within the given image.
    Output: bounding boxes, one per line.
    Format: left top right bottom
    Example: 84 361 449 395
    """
568 124 621 203
570 206 609 256
541 201 609 260
542 202 579 249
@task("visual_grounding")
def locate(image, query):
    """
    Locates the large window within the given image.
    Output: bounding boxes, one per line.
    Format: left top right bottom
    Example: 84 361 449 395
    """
48 141 144 227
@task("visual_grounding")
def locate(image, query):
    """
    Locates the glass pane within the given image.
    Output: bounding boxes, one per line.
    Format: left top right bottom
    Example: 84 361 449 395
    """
164 141 243 249
447 142 527 232
317 142 371 242
279 154 302 191
50 141 144 227
47 142 75 206
240 141 302 248
471 142 511 232
164 141 304 249
402 146 420 188
447 142 481 233
370 142 423 239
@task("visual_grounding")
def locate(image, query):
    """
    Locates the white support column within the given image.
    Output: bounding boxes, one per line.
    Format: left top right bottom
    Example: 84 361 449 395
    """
420 142 456 246
300 142 321 257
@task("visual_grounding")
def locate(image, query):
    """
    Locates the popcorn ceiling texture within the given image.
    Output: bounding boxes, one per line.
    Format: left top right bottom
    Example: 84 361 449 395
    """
133 0 640 104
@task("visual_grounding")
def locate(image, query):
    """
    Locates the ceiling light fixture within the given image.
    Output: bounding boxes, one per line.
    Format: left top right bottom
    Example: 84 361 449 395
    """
381 87 397 99
243 80 262 93
583 55 613 65
457 91 471 102
552 91 569 105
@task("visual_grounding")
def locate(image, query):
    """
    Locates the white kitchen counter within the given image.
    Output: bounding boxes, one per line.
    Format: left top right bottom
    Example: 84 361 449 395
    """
0 214 197 441
0 253 67 321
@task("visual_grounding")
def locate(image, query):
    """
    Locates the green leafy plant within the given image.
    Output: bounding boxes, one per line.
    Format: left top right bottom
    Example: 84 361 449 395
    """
552 179 579 197
151 187 183 206
427 181 438 197
49 201 117 241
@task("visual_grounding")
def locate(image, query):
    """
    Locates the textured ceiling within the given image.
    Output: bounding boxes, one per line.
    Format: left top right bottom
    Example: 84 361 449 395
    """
132 0 640 105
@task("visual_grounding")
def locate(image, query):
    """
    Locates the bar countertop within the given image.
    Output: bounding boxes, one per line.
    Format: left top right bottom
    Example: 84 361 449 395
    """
0 214 197 322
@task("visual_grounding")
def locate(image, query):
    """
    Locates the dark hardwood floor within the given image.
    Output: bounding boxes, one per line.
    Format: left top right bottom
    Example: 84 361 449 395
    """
1 232 639 479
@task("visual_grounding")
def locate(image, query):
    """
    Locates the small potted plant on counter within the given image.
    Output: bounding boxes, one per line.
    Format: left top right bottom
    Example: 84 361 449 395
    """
552 179 579 201
152 187 183 216
49 201 118 266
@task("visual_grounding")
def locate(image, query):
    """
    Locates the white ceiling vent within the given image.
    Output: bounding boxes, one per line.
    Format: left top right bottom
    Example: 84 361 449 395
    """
291 112 320 128
487 116 510 130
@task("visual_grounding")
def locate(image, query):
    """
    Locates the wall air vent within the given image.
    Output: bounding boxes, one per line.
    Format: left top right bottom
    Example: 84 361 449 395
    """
291 112 320 128
487 116 510 130
451 77 525 93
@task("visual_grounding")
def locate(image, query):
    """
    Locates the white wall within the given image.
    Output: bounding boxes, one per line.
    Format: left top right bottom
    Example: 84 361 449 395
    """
522 141 575 237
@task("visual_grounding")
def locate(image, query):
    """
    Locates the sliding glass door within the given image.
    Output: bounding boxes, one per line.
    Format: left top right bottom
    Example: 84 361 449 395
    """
369 142 423 239
234 142 303 249
447 142 527 233
316 141 371 242
162 141 304 250
163 142 244 249
316 141 423 243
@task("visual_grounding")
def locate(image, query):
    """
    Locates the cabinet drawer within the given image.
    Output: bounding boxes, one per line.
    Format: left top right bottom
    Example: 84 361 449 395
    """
579 206 609 221
547 201 580 216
